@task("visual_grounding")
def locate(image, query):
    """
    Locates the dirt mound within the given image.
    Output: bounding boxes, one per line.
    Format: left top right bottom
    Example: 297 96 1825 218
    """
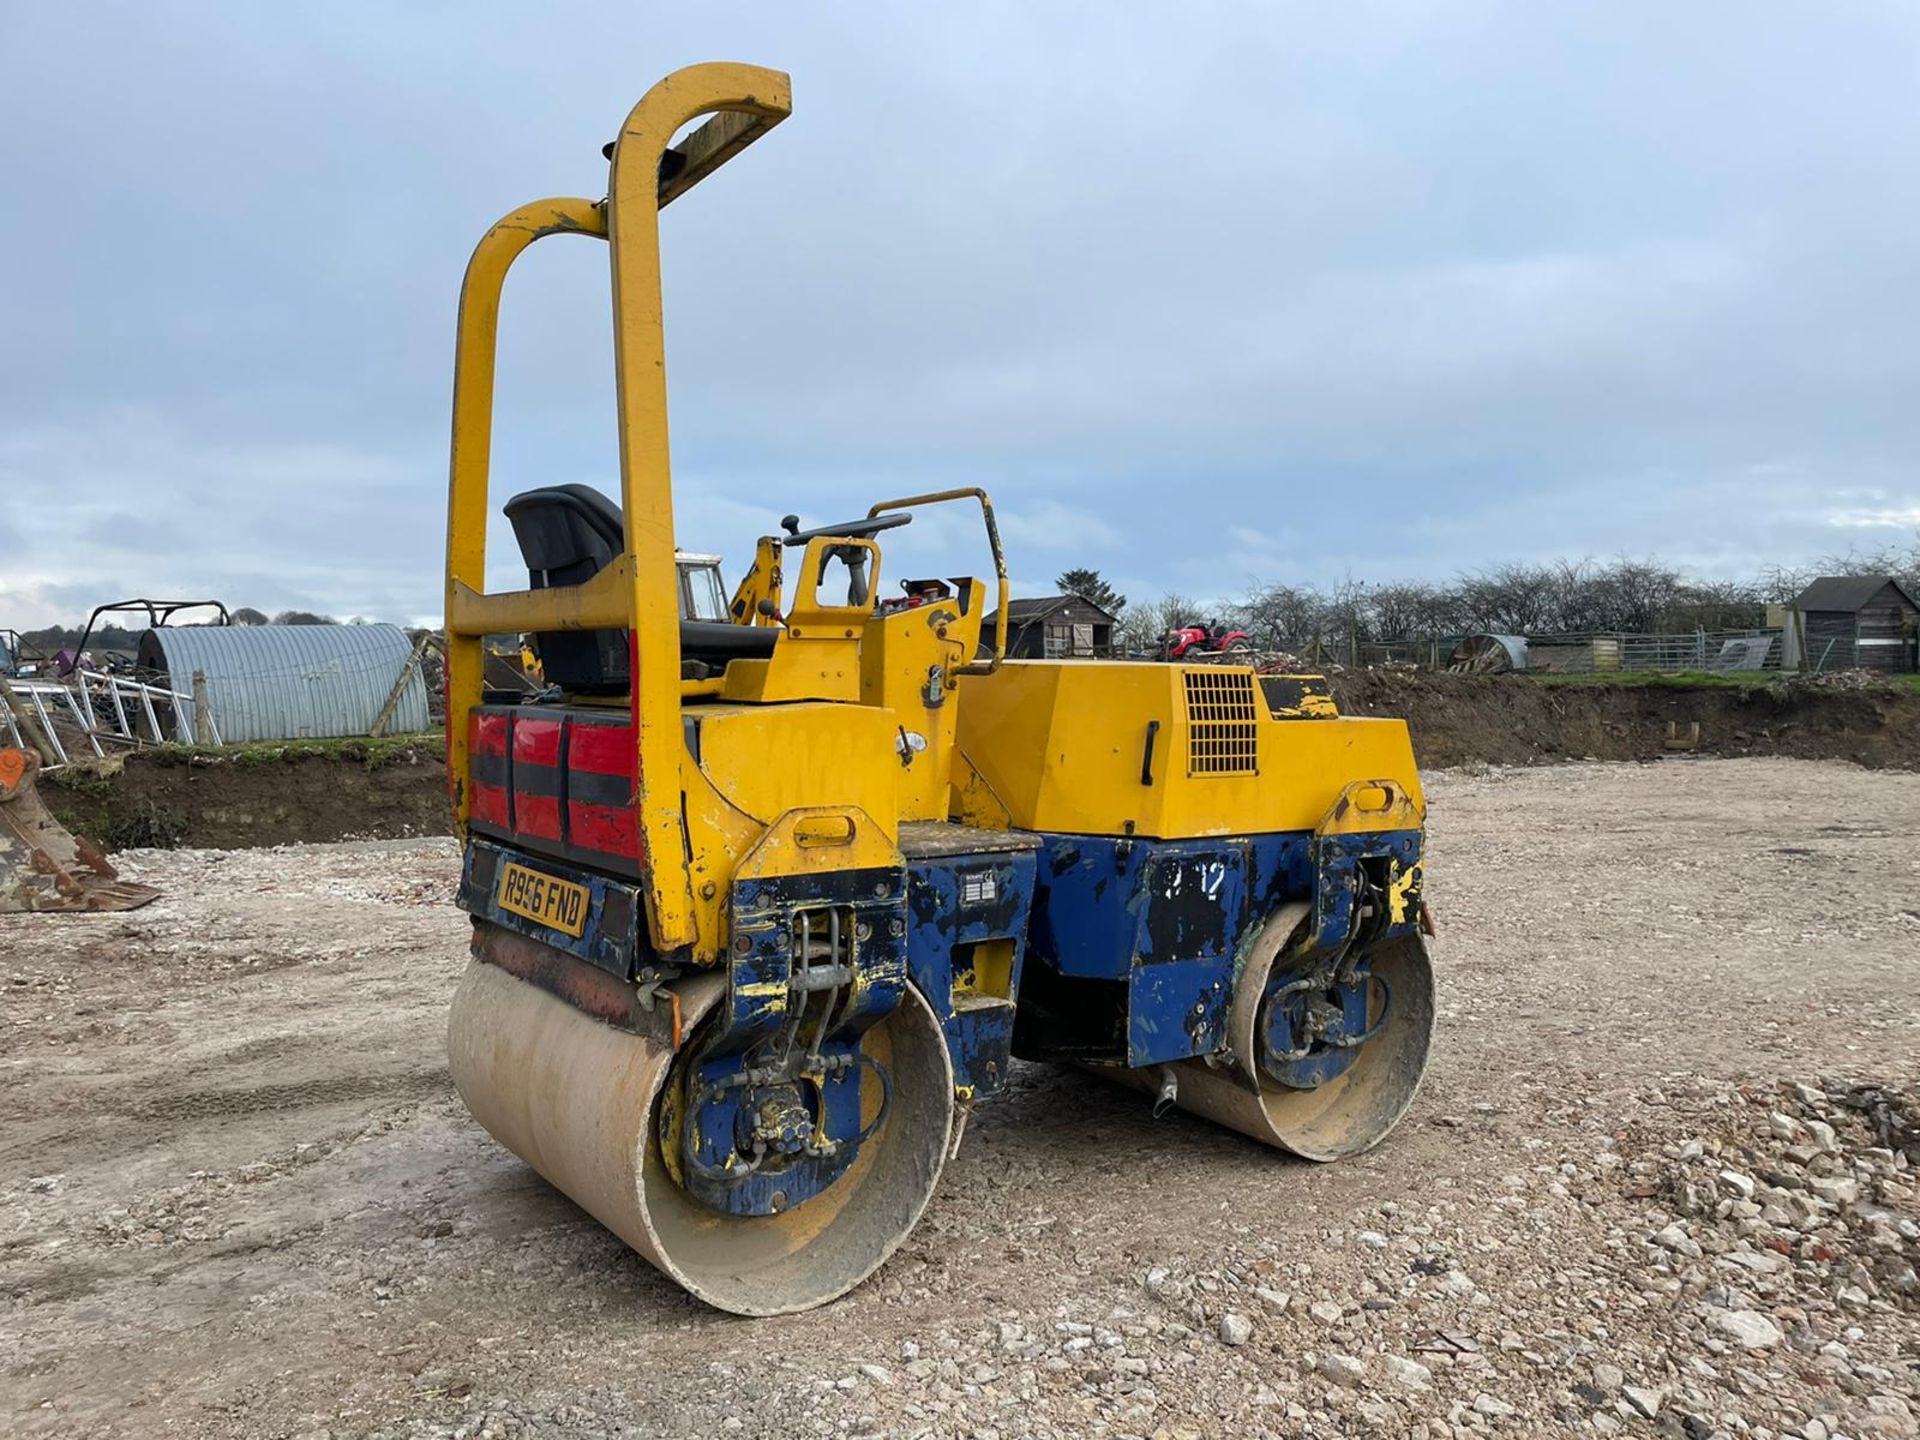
1332 671 1920 771
42 741 449 852
32 675 1920 854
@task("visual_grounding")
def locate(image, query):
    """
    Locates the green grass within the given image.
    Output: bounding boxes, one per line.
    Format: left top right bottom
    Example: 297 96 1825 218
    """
139 731 445 770
1531 670 1772 690
1533 670 1920 694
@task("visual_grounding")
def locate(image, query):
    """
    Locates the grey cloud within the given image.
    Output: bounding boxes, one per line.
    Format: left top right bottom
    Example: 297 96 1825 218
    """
3 2 1917 628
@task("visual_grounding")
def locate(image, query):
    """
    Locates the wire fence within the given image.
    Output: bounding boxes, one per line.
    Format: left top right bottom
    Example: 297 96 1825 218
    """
1795 634 1914 673
1312 629 1793 675
1234 625 1920 676
1518 629 1786 675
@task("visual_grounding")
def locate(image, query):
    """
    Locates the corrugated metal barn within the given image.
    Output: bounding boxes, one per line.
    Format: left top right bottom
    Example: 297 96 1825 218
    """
135 623 431 742
1789 576 1920 673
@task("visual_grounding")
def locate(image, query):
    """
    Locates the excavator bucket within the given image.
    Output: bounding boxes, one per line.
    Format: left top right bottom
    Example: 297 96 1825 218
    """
0 748 160 914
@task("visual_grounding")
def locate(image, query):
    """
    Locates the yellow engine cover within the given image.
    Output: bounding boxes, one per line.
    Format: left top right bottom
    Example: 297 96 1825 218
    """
952 662 1421 839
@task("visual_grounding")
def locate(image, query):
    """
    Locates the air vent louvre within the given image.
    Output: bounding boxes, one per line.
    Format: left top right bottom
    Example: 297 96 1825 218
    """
1183 669 1259 776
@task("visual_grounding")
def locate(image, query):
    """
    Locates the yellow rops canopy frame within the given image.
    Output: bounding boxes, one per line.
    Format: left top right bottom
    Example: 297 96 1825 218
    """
443 63 793 953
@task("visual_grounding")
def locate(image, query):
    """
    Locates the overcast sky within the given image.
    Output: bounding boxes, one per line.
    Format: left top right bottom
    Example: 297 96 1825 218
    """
4 3 1918 628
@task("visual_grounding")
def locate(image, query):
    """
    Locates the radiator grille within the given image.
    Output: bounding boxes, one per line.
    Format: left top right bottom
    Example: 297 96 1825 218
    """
1183 669 1260 776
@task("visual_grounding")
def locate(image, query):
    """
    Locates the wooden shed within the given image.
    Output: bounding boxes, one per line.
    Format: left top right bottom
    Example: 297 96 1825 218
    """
1789 576 1920 673
985 596 1117 659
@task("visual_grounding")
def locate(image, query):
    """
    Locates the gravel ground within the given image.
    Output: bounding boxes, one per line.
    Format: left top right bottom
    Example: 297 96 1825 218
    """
3 756 1917 1440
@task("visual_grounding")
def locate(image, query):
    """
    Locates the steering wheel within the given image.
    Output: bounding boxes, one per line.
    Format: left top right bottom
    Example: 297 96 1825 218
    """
777 513 912 608
778 512 912 547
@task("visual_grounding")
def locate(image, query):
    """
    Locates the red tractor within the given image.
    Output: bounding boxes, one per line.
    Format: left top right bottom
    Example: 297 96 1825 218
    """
1162 621 1252 659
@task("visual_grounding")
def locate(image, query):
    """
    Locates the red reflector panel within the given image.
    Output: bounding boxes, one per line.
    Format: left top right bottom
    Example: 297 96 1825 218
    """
471 710 509 757
512 715 562 767
467 710 513 831
569 801 639 859
567 719 639 863
569 720 632 776
469 780 510 829
516 794 562 840
508 712 564 841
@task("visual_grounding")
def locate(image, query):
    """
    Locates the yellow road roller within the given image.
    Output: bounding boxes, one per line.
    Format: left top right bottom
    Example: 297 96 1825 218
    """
442 63 1435 1316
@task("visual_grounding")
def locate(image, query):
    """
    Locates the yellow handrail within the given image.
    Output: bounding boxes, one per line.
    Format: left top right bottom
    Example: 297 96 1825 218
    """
444 197 606 842
866 488 1009 672
442 64 792 957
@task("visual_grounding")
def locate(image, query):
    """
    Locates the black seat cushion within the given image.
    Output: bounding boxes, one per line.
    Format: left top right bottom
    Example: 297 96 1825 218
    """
504 484 624 580
502 486 774 692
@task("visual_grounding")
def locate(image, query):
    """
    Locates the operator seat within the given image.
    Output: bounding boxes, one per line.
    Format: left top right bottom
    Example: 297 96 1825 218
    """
503 484 776 693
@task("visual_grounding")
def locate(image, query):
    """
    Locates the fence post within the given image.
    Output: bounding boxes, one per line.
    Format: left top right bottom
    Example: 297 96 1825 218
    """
192 670 213 746
0 670 59 765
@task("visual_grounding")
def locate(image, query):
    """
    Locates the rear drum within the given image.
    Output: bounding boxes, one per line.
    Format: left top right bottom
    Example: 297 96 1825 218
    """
448 958 955 1315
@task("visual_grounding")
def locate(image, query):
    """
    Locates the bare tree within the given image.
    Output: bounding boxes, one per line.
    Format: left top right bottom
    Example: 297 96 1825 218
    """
1366 582 1453 641
1235 582 1329 650
1457 564 1558 633
1110 543 1920 662
1666 579 1766 631
1815 536 1920 591
1115 593 1207 654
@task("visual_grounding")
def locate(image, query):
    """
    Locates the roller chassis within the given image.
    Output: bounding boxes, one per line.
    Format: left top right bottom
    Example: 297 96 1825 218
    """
438 62 1437 1316
458 793 1428 1220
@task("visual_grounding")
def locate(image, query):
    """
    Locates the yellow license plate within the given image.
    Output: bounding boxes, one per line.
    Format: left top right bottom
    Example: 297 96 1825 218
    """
495 862 590 937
